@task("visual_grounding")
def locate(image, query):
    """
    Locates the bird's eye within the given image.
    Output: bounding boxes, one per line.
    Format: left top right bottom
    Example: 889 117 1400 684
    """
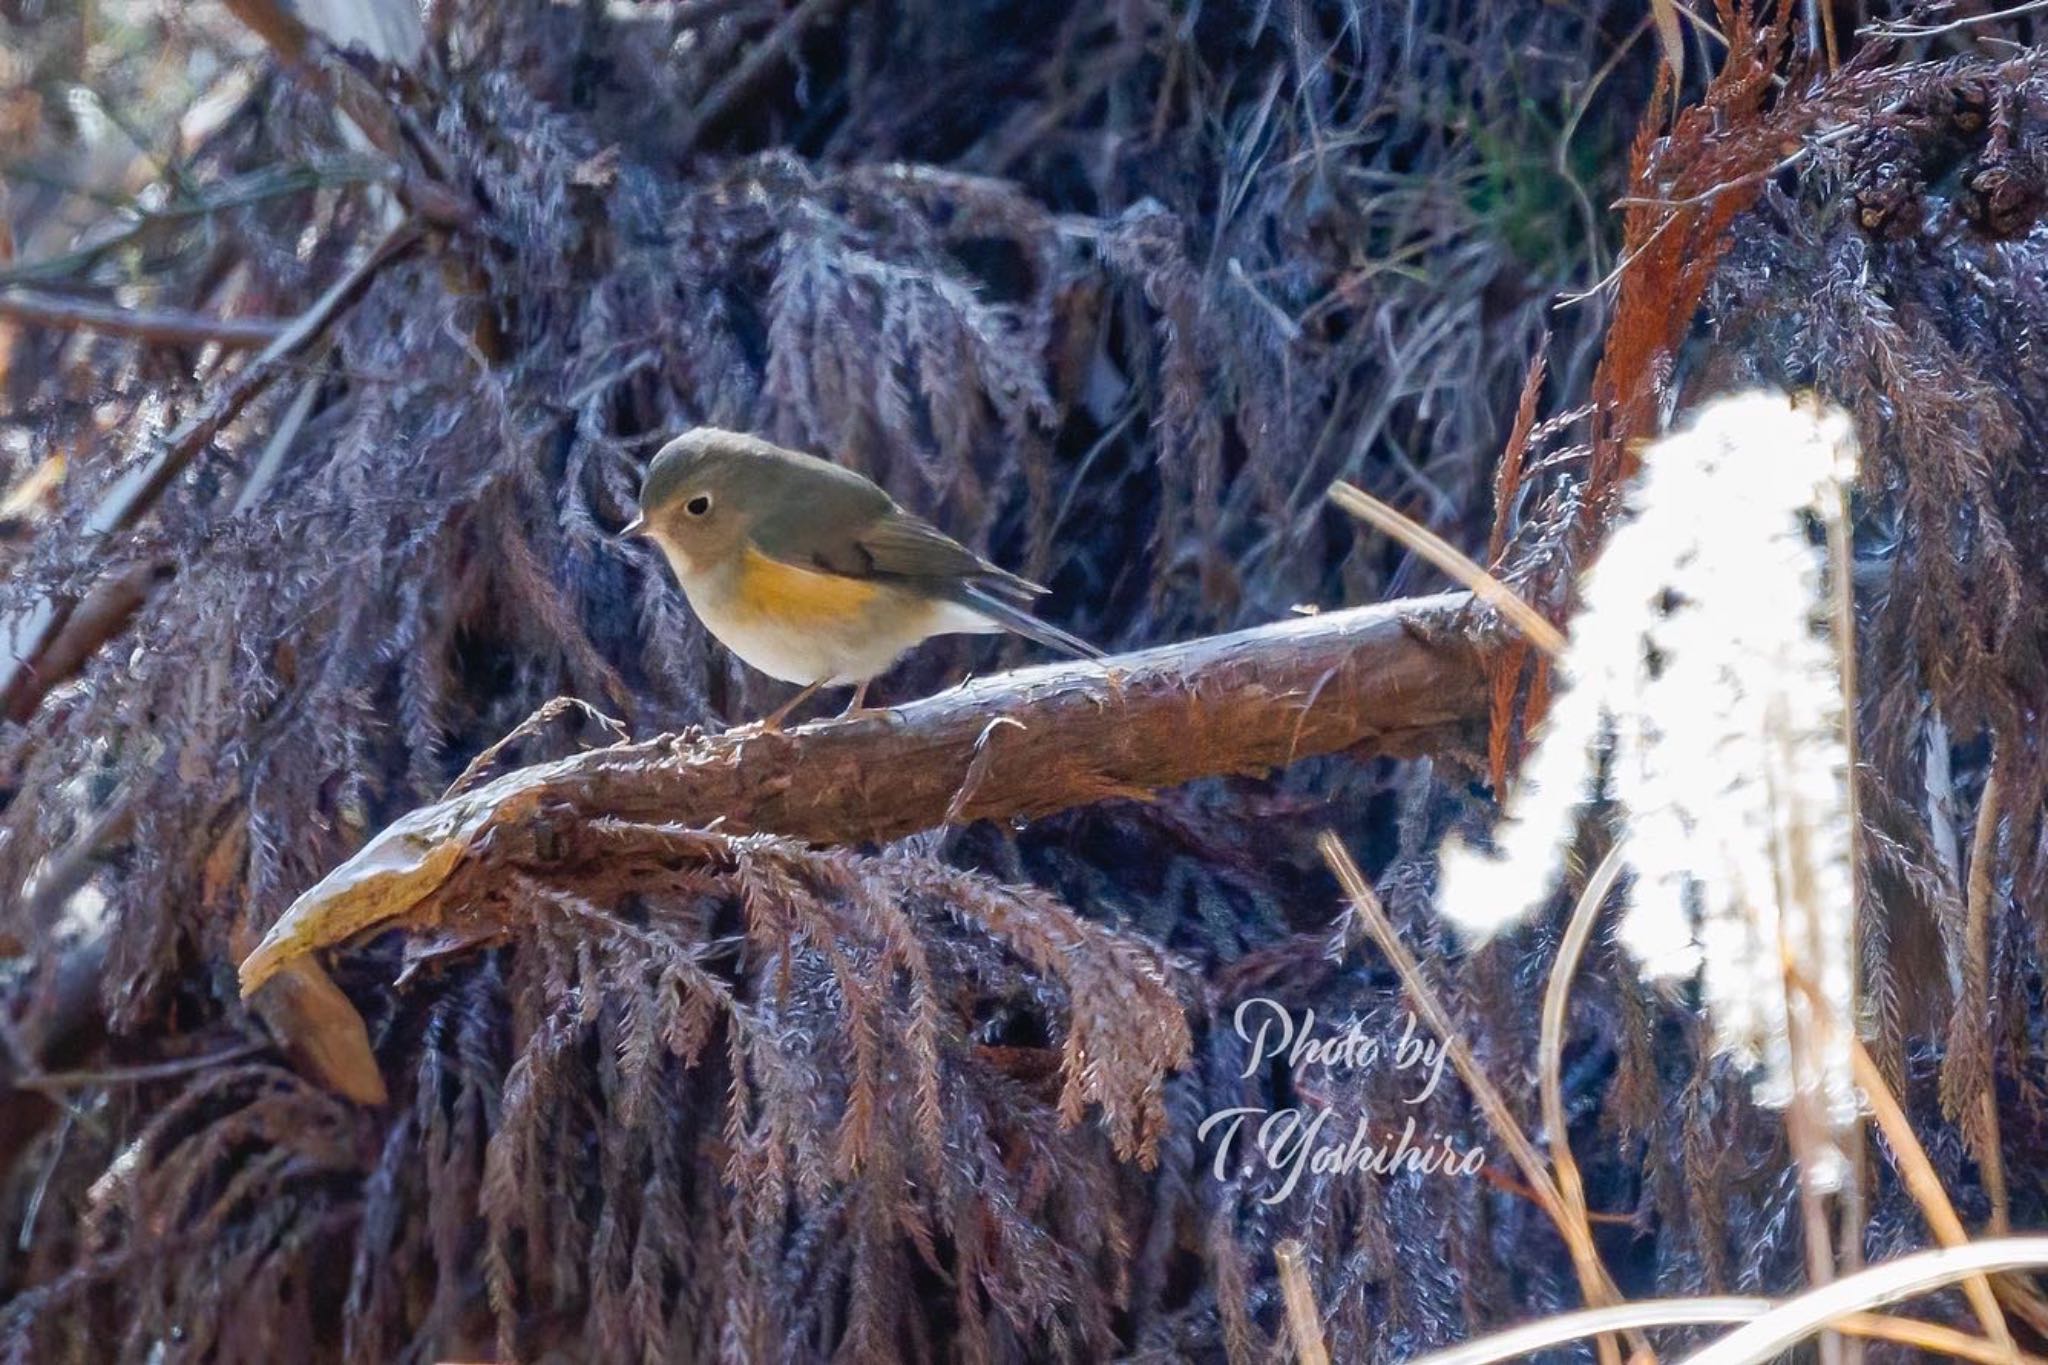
685 494 712 517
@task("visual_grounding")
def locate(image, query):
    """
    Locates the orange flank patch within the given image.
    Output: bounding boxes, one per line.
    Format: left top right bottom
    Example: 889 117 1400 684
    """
733 544 882 626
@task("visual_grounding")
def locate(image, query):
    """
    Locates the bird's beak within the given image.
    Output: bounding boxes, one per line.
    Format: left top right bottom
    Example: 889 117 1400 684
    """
616 515 646 541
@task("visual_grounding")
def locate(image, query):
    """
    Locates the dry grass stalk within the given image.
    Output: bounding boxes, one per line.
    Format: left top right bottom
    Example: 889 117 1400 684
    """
1273 1240 1331 1365
1680 1239 2048 1365
1954 752 2010 1232
1537 843 1630 1365
1406 1297 1770 1365
1827 458 1868 1343
1406 1297 2048 1365
1327 481 1566 656
1826 1317 2044 1365
1319 832 1649 1360
1845 1037 2030 1354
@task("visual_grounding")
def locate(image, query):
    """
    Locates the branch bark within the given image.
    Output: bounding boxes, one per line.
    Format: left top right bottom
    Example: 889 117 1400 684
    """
239 591 1496 994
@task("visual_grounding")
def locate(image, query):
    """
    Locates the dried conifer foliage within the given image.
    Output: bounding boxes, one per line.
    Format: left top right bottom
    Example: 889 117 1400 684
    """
1696 50 2048 1255
0 2 1645 1356
5 0 2046 1361
1465 26 2048 1364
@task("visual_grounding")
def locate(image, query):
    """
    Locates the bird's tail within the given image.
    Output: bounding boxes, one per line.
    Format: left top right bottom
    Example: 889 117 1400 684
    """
957 583 1104 660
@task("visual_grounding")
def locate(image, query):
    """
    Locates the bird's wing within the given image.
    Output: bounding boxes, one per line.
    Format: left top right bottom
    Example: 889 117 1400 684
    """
858 512 1045 599
757 498 1045 604
756 500 1101 660
849 515 1100 659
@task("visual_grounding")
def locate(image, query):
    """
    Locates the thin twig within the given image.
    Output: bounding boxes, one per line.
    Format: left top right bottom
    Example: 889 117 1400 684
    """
16 1111 70 1252
1609 130 1850 210
446 696 631 797
1537 843 1630 1365
17 792 140 929
1 559 173 723
0 159 393 289
1859 0 2048 37
0 290 287 348
1554 133 1838 309
677 0 851 148
16 1042 267 1093
231 373 323 515
1319 834 1649 1359
96 219 422 540
223 0 471 226
1327 482 1565 655
0 221 422 713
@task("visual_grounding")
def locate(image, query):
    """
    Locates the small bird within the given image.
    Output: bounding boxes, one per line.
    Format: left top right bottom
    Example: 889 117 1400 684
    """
625 428 1100 727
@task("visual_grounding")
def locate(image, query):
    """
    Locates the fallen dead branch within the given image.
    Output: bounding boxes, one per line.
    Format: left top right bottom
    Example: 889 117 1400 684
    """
239 590 1494 993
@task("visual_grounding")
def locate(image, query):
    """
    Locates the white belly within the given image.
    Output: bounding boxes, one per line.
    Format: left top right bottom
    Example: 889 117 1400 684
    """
678 565 998 686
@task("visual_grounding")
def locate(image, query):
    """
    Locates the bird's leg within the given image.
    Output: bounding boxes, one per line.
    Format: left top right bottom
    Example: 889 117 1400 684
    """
839 680 870 717
759 680 824 732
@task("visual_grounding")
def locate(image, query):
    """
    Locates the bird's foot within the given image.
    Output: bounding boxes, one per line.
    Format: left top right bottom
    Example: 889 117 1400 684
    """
755 680 826 733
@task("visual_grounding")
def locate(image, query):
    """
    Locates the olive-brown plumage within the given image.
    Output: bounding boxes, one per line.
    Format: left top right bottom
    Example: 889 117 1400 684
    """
629 429 1097 721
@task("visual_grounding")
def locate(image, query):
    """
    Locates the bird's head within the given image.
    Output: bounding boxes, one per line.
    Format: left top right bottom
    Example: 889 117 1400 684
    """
628 428 769 574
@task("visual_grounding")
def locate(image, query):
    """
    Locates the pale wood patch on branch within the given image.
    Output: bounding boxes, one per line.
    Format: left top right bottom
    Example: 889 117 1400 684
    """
240 590 1495 995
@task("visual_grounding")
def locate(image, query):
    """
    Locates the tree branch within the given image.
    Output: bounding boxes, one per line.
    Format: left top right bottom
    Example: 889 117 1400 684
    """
0 290 287 349
239 591 1495 994
0 221 421 720
1 559 174 723
678 0 851 149
222 0 473 228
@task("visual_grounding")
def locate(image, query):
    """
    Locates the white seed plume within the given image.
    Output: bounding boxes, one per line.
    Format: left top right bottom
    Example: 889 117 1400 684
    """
1437 392 1860 1179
